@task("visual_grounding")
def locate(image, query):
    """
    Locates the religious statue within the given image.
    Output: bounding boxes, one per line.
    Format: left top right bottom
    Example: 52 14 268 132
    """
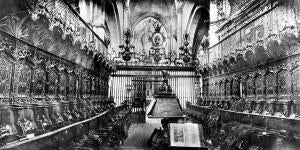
160 70 172 93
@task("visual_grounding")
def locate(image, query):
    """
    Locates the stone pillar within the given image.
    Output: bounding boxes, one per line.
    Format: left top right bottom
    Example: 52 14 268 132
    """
176 0 185 57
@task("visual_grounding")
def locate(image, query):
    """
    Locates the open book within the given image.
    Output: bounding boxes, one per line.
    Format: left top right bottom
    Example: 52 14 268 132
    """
169 123 204 147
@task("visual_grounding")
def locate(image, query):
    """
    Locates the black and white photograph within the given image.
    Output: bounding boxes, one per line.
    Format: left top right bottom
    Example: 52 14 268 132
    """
0 0 300 149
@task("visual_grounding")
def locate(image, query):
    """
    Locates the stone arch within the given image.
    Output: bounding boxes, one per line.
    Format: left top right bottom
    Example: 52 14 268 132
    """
189 7 209 56
131 16 168 54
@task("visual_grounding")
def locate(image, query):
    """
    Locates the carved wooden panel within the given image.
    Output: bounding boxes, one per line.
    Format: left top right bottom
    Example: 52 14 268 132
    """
255 74 264 99
265 72 276 99
0 55 12 100
216 82 221 98
59 73 67 98
226 80 231 98
292 67 300 99
277 69 291 99
100 79 104 97
220 81 224 99
209 83 213 97
241 79 246 98
32 67 46 97
232 79 239 97
203 80 209 97
95 77 100 98
246 76 254 98
48 70 58 97
14 63 31 98
69 75 76 99
83 77 88 97
214 82 218 98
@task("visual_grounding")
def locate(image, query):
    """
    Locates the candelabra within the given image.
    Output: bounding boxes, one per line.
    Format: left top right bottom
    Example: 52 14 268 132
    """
119 29 135 62
178 33 193 64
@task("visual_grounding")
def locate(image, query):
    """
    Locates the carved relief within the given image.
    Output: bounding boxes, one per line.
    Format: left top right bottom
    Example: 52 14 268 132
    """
255 73 264 100
265 70 276 100
59 73 67 100
13 63 31 100
277 67 291 100
291 66 300 100
220 81 224 100
216 81 221 99
0 55 12 101
232 78 240 99
32 67 46 98
95 77 100 98
48 70 58 98
82 75 89 98
226 79 232 99
245 75 254 99
69 75 76 100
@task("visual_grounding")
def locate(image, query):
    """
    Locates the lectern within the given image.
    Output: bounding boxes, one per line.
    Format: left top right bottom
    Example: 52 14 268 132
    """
147 70 207 150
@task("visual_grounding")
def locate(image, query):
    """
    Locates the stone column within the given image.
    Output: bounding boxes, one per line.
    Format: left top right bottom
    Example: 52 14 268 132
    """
176 0 185 57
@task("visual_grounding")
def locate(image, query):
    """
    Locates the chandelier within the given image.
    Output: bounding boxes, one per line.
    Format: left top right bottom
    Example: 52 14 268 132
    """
119 29 135 62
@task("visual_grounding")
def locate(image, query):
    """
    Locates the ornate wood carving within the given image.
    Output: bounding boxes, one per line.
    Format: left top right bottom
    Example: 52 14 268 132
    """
277 66 291 100
48 69 58 100
245 74 255 100
216 81 220 99
59 72 67 101
82 73 89 99
68 74 76 100
232 78 240 99
91 77 96 99
220 81 224 100
291 64 300 100
32 67 46 99
255 72 265 100
0 55 12 104
225 79 231 99
265 69 276 100
13 63 32 103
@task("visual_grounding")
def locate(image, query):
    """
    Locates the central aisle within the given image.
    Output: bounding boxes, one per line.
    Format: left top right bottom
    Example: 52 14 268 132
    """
118 99 162 150
119 122 161 149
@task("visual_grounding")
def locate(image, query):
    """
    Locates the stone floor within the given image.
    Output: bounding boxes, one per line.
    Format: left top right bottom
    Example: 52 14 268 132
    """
118 122 161 150
101 103 162 150
117 106 162 150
